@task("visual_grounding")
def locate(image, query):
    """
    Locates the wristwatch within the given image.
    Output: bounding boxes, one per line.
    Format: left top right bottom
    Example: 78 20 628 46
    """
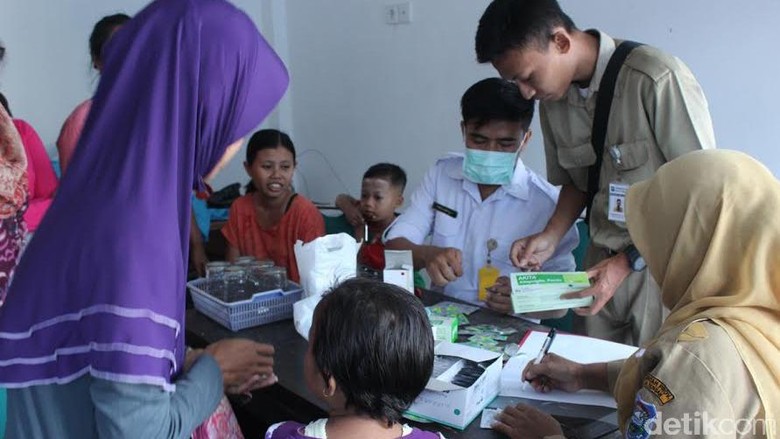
623 244 646 271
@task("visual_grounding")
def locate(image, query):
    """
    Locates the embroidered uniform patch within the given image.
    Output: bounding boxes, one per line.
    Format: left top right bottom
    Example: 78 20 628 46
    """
626 395 658 439
643 374 675 405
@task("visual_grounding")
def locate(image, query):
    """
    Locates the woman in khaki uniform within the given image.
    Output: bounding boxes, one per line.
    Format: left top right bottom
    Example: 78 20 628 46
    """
492 150 779 439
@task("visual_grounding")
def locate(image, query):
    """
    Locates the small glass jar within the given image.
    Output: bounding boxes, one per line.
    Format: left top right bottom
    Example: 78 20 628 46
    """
235 256 257 265
257 259 274 269
222 265 248 302
244 259 274 279
224 265 246 281
264 266 288 291
205 261 230 279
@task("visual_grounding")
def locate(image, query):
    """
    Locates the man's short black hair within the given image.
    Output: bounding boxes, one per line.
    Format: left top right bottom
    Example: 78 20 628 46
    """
363 163 407 192
311 278 434 426
461 78 534 131
476 0 577 63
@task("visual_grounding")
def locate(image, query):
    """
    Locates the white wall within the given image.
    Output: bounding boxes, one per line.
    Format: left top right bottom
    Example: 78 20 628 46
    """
284 0 498 203
2 1 779 202
0 0 288 191
0 1 149 147
283 0 780 203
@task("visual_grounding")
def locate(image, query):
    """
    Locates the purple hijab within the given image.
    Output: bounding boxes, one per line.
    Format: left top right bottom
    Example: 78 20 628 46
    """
0 0 288 390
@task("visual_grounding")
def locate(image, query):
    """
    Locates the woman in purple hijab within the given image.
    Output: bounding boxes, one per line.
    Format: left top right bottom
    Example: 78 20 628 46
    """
0 0 288 437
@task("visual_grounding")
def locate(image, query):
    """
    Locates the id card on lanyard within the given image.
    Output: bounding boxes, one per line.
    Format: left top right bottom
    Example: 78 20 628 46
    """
608 181 629 223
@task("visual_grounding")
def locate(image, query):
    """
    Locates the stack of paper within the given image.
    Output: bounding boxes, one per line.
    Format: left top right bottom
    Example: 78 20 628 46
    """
500 331 639 408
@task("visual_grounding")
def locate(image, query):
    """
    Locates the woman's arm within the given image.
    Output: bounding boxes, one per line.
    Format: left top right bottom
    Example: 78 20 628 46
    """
91 354 224 439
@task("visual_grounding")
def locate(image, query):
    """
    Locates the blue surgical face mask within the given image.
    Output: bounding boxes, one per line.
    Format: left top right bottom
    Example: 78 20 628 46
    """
462 148 519 185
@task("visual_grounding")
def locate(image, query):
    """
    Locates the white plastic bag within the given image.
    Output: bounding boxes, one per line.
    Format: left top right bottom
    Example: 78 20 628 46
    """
292 233 358 339
293 295 320 341
294 233 358 298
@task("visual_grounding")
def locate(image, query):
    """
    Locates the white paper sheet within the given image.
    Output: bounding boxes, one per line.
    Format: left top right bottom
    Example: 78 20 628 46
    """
499 331 639 408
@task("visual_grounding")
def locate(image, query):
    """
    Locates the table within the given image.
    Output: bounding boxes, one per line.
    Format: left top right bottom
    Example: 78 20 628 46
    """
185 290 620 438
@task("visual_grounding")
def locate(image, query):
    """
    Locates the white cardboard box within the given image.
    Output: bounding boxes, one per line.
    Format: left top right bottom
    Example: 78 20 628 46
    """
406 341 502 430
384 250 414 293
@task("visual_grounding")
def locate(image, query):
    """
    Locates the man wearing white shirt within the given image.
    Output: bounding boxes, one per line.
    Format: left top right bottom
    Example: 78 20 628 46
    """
385 78 578 313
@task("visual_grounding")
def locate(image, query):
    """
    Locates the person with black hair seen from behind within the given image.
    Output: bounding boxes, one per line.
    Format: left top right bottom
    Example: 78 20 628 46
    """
475 0 716 345
265 278 445 439
57 13 131 175
385 78 578 316
222 129 325 284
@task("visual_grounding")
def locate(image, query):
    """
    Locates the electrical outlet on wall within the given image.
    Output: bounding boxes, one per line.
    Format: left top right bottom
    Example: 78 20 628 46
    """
384 4 399 25
397 2 412 24
385 2 412 25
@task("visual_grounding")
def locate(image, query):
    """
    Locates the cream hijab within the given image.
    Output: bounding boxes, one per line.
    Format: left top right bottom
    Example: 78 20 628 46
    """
617 150 779 436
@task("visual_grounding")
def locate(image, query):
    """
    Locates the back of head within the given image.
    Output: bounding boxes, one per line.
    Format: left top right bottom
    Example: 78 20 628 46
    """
363 163 407 192
312 278 434 425
89 13 132 67
461 78 534 130
475 0 576 63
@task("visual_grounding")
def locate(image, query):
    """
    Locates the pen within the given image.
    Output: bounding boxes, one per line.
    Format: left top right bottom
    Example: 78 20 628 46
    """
523 328 556 390
534 327 557 364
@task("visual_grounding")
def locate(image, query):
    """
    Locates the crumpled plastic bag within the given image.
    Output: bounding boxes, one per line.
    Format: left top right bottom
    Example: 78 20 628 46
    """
292 233 358 339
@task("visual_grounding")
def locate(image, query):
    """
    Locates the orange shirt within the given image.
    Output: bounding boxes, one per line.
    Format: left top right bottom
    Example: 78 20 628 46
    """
222 194 325 283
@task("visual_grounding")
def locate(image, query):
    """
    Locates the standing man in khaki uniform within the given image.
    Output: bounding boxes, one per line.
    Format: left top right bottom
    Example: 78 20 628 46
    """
475 0 716 345
491 151 778 439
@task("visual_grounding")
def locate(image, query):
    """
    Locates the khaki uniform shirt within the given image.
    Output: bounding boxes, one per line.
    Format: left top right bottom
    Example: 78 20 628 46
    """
607 320 767 438
541 30 716 252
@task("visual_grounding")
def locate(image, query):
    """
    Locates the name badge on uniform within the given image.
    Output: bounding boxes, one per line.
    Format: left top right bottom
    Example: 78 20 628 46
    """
432 202 458 218
608 182 629 223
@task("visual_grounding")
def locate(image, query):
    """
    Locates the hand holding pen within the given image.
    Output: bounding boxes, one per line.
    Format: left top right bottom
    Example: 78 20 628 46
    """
522 336 585 393
522 328 556 391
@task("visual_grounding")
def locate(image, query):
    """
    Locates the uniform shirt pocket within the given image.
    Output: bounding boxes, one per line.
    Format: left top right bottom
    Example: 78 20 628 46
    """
558 141 597 168
431 209 462 249
609 140 658 183
557 142 596 191
611 140 650 172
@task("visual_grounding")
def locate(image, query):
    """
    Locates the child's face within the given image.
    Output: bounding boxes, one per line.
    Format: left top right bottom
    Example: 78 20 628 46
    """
360 178 403 225
244 146 295 200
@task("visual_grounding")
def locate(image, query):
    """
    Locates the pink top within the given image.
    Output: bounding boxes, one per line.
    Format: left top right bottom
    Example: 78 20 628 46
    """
56 98 93 175
13 119 58 232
